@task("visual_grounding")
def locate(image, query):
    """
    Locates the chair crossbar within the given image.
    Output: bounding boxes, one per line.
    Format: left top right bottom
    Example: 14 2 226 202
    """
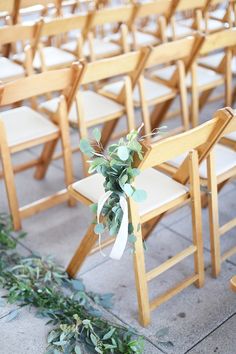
219 218 236 235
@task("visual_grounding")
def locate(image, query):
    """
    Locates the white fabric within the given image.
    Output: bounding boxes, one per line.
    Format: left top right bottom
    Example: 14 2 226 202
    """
101 77 173 105
0 106 59 147
40 90 124 123
168 144 236 179
109 30 158 46
178 18 227 31
0 57 25 82
225 132 236 142
152 65 223 87
61 38 121 58
198 53 236 74
143 22 193 38
13 46 76 70
72 168 188 217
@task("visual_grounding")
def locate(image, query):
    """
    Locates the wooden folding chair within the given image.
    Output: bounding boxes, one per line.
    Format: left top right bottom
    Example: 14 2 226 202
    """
39 48 151 174
157 108 236 277
0 21 43 81
107 1 162 51
60 5 133 61
0 62 83 231
151 28 236 128
12 14 90 72
15 0 62 23
99 36 198 137
66 108 234 326
231 275 236 291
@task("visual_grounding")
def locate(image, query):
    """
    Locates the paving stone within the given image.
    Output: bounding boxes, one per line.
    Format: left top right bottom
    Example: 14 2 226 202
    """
187 314 236 354
0 306 51 354
80 227 236 354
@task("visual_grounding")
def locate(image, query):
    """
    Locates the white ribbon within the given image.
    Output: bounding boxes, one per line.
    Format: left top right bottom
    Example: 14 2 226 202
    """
96 192 129 260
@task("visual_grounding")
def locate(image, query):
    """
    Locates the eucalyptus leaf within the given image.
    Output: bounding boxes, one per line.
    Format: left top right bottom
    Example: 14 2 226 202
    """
94 223 105 235
117 146 129 161
92 128 101 142
132 189 147 203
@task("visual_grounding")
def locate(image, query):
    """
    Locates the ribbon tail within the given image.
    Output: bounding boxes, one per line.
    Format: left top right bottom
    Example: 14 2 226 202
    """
109 196 129 260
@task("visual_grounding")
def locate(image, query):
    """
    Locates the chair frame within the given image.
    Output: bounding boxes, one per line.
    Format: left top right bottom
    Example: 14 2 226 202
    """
0 62 84 230
66 108 234 327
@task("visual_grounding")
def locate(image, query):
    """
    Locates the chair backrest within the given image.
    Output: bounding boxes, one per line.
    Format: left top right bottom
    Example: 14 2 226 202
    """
40 12 90 38
138 108 235 185
0 62 83 107
135 0 172 21
0 20 43 48
80 47 151 90
145 36 196 69
0 0 16 16
199 27 236 56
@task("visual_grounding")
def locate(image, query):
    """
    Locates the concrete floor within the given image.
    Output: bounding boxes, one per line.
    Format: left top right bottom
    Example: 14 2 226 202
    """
0 96 236 354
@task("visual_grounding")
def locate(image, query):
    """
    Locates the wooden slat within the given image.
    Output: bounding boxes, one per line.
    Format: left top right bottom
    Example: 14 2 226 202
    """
221 246 236 262
146 245 196 282
150 274 199 311
220 218 236 236
19 189 69 219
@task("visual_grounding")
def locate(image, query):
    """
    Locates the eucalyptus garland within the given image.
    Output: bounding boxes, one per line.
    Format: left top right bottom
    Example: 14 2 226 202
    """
0 213 144 354
80 128 148 249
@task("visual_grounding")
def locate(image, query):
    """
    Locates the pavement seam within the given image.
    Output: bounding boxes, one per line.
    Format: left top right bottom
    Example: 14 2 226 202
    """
184 312 236 354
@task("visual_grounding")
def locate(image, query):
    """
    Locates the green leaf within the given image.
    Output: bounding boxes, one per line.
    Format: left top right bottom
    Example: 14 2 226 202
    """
92 128 101 142
70 279 85 291
131 168 140 177
128 234 137 243
123 184 133 197
94 223 105 234
79 139 94 157
117 146 129 161
132 189 147 202
102 327 116 340
90 203 98 214
90 333 98 346
75 345 82 354
95 348 103 354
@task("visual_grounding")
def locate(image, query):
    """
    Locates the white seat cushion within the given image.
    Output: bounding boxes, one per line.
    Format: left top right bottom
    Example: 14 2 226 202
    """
199 53 236 74
152 65 223 87
109 30 158 47
101 78 173 105
71 168 188 216
0 57 25 82
167 144 236 179
61 38 121 58
40 90 124 124
210 8 234 22
225 132 236 142
178 18 227 32
13 46 76 70
0 106 59 147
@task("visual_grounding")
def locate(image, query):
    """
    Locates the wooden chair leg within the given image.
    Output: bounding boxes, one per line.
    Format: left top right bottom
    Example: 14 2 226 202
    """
191 63 199 128
66 223 98 277
189 150 205 288
0 124 21 230
207 152 221 277
124 76 135 132
34 139 58 180
129 198 150 327
58 98 75 207
178 60 190 130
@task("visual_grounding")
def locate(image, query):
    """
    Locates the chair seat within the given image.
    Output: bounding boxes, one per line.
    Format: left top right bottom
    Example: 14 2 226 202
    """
0 57 25 82
143 22 194 38
199 53 236 74
210 8 234 22
71 168 189 217
108 30 158 47
0 106 59 147
61 38 121 58
40 90 124 124
13 47 76 70
225 131 236 142
167 144 236 179
151 65 223 88
101 78 174 106
178 18 227 32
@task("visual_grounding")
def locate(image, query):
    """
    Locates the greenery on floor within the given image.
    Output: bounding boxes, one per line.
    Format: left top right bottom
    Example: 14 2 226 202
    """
0 213 144 354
